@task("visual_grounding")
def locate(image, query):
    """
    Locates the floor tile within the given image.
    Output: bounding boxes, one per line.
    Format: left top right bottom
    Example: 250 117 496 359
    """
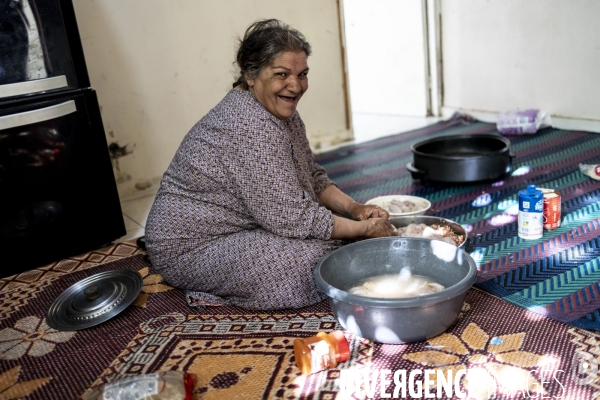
315 113 443 154
120 193 156 227
116 227 145 243
352 113 442 144
122 214 143 231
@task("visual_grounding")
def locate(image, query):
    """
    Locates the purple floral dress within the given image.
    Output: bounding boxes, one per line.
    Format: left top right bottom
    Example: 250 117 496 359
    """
145 89 344 310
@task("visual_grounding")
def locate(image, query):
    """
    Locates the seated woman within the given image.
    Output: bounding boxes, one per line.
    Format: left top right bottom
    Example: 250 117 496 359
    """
145 19 395 310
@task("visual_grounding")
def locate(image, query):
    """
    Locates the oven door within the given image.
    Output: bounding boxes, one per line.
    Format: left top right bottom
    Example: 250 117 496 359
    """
0 89 125 276
0 0 90 100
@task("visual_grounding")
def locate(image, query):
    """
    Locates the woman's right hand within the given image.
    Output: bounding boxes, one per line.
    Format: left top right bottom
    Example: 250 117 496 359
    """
330 215 397 240
363 218 397 238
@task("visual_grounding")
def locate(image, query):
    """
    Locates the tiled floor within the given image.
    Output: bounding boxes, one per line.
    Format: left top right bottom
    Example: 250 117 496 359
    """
350 113 442 147
115 113 442 243
117 192 156 243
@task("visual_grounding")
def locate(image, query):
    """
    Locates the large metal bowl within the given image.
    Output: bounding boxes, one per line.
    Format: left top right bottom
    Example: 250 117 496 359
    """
314 237 477 344
390 216 468 247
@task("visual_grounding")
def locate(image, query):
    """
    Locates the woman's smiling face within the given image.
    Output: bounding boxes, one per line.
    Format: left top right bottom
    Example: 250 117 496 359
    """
247 51 309 120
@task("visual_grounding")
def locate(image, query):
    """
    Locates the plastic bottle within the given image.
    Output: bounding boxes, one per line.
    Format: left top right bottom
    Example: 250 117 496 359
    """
293 330 350 375
518 184 543 239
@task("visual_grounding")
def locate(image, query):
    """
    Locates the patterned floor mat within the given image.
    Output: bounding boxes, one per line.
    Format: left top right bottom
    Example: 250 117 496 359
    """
0 242 599 399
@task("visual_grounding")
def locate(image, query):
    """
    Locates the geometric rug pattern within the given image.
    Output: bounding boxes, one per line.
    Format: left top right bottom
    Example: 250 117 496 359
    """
0 245 600 399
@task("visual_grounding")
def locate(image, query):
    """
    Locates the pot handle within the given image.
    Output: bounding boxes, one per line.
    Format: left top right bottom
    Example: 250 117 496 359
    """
406 162 426 180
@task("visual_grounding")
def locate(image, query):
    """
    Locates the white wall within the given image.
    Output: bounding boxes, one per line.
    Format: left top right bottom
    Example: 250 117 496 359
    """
72 0 350 199
441 0 600 129
343 0 428 117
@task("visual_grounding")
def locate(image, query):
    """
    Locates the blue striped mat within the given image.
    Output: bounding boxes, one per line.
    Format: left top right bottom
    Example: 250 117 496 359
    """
315 114 600 331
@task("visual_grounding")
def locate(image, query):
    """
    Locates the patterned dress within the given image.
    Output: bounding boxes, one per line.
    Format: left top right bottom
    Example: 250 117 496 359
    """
145 89 344 310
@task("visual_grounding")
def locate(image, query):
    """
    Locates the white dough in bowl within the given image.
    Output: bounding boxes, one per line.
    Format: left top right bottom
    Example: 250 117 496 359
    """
347 267 444 299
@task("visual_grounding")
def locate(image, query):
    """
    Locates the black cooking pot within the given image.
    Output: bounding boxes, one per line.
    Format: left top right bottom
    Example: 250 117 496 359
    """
407 134 514 184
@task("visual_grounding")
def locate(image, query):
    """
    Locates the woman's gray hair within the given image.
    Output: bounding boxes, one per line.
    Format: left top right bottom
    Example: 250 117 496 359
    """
233 19 311 90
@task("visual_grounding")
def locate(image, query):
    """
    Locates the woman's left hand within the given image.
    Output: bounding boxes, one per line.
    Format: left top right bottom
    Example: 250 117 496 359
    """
349 202 389 221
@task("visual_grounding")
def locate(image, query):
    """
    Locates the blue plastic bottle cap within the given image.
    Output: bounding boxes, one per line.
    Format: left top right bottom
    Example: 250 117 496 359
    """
527 185 537 194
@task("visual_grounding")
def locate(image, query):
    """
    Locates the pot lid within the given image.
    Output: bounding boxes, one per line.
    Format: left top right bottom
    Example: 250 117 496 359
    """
46 269 143 331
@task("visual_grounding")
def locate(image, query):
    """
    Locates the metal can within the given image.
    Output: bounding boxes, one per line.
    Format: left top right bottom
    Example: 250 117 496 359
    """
518 185 544 240
539 188 561 230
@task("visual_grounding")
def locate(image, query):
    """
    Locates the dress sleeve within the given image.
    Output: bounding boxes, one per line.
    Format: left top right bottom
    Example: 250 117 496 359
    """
223 113 333 240
292 113 335 196
311 161 335 196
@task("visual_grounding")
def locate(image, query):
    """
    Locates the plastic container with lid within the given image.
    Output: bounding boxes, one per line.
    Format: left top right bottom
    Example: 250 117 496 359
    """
518 184 544 240
293 330 350 375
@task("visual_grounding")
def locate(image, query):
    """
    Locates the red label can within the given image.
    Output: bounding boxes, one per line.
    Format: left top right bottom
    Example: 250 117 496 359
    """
539 188 561 229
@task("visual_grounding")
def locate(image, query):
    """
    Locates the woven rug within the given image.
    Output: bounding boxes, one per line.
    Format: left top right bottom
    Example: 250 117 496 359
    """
0 242 600 399
315 114 600 331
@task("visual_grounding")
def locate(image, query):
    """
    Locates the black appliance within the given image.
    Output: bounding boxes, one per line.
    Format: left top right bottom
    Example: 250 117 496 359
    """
0 0 125 277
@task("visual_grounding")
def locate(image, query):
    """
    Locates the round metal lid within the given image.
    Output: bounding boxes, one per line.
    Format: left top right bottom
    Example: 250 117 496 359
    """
46 269 143 331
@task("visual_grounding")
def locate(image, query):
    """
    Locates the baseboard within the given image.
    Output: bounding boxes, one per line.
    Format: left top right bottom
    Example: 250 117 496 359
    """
442 106 600 133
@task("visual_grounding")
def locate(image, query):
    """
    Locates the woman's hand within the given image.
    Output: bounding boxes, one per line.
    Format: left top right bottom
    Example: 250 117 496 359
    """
330 215 396 240
363 218 396 238
318 186 390 221
349 202 389 221
319 186 395 240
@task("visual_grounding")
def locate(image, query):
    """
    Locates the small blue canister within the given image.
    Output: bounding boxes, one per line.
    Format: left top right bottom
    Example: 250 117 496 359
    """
518 185 543 239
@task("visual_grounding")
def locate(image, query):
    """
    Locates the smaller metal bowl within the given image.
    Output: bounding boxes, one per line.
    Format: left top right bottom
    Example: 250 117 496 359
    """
390 215 467 247
365 195 431 216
